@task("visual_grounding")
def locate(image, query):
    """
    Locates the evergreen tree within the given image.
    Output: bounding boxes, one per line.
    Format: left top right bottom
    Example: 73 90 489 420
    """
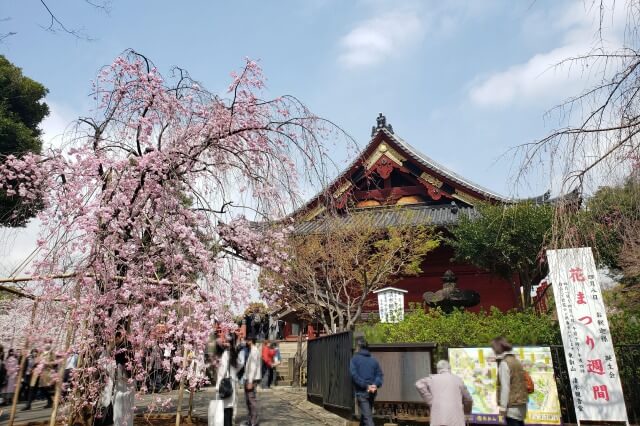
0 55 49 226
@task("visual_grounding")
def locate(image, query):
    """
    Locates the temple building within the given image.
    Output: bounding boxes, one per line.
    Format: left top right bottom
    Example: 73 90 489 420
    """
275 114 546 339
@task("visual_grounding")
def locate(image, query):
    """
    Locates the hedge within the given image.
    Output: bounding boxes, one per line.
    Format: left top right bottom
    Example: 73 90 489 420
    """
361 307 639 350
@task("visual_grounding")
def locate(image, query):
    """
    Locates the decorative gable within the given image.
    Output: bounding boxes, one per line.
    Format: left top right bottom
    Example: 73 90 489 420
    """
296 114 512 222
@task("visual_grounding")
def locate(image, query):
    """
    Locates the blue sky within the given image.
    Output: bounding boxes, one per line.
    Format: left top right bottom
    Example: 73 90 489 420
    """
0 0 623 273
3 0 620 196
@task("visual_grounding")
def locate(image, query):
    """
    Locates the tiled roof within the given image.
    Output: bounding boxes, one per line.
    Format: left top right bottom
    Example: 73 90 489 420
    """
293 204 476 235
382 129 512 202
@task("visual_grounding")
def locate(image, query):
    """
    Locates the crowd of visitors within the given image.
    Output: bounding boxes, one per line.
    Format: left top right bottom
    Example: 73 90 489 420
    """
0 327 278 426
2 331 531 426
0 341 61 410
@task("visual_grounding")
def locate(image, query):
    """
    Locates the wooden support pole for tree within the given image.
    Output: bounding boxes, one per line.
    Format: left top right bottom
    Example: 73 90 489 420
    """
49 283 79 426
0 284 35 299
0 273 76 284
188 384 194 422
70 321 88 426
49 326 73 426
0 274 194 290
175 346 189 426
8 300 38 426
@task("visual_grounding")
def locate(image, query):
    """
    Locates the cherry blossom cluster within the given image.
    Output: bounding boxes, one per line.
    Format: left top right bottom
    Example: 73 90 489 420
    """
0 50 342 419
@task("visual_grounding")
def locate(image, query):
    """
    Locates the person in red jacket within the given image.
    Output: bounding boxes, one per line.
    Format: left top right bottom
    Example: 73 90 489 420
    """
260 339 276 389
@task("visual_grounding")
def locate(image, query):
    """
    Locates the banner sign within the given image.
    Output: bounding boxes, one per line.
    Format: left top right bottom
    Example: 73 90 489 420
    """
448 347 561 425
547 247 628 424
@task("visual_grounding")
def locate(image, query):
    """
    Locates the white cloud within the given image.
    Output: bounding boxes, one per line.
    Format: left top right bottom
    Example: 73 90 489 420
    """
338 11 424 69
469 0 626 108
469 42 592 107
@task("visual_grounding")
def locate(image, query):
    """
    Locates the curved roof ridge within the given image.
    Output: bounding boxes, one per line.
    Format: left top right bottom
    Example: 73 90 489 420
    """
379 128 512 203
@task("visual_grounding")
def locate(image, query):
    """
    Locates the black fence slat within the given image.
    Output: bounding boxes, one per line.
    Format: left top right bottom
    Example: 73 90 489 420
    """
306 331 354 414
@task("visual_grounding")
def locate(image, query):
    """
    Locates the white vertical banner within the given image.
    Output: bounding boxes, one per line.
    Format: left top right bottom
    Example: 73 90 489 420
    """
546 247 628 424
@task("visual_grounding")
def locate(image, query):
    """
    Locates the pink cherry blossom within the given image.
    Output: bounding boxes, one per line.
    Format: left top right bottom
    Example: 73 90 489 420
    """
0 50 348 420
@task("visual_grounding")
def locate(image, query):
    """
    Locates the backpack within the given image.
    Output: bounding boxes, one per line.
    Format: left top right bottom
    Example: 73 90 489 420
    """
524 370 534 394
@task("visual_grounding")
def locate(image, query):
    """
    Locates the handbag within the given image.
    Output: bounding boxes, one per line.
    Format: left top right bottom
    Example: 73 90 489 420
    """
218 353 233 399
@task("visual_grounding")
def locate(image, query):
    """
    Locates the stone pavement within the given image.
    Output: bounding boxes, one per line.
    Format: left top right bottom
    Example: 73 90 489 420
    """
0 386 347 425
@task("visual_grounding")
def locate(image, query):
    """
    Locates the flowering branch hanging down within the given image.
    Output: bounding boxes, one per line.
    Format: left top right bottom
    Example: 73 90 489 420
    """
0 49 349 421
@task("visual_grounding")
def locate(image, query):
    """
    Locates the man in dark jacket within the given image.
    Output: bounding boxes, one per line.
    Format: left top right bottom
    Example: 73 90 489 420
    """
350 338 383 426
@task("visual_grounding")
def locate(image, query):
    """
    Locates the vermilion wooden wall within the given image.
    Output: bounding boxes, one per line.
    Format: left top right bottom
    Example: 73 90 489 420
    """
366 244 521 313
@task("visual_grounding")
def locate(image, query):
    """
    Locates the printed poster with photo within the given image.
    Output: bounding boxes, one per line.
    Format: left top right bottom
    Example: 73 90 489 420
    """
448 346 562 425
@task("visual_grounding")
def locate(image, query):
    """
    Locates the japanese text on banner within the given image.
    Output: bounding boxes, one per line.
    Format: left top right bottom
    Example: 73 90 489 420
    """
547 247 628 424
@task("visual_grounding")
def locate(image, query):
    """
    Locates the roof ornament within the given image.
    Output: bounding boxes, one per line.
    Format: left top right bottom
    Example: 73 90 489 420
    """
371 112 394 137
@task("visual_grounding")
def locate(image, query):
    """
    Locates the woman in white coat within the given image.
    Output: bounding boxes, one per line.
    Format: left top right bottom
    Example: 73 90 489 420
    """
214 335 241 426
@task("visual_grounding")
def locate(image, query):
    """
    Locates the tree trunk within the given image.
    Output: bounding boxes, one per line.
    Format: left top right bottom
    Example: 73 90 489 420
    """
175 347 189 426
337 312 345 333
518 271 532 309
292 328 303 387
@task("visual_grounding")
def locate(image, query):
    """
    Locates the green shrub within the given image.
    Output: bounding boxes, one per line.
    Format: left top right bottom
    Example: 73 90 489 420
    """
361 307 560 347
609 311 640 344
360 306 639 351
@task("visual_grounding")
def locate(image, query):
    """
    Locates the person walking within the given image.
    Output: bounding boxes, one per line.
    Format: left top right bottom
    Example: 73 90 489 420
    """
1 349 18 406
215 334 241 426
350 337 383 426
243 335 262 426
23 341 55 410
260 339 275 389
415 360 473 426
491 336 528 426
63 349 78 396
113 329 135 426
271 342 281 386
0 345 6 406
20 349 37 402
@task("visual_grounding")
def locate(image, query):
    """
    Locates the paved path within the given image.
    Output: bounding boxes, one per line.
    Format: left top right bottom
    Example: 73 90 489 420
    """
0 386 345 425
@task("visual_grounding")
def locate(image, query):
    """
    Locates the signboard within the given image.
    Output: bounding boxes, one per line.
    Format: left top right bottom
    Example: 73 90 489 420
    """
374 287 407 323
449 347 561 425
547 247 628 424
370 343 435 423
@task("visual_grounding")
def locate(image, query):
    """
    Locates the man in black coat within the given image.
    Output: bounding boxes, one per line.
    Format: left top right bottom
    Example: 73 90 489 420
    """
350 338 383 426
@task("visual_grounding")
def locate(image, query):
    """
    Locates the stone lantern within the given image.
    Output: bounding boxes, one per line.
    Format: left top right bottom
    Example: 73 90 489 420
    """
423 270 480 313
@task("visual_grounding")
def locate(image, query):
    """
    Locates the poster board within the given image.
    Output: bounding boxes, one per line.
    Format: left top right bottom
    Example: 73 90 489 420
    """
547 247 628 424
448 346 561 425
